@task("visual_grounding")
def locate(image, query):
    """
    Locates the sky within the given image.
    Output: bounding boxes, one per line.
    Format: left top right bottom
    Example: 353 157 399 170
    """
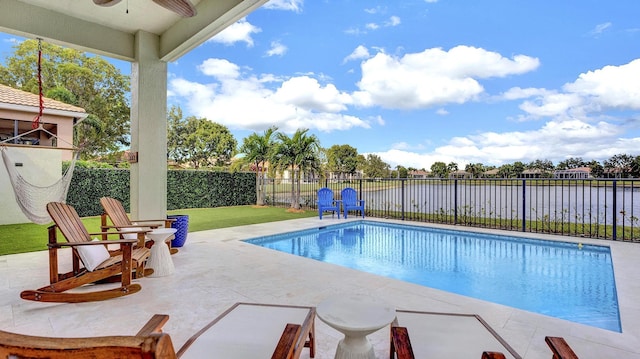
2 0 640 171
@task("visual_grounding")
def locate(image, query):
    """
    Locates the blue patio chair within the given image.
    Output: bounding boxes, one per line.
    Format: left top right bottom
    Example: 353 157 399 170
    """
317 187 341 219
341 187 365 219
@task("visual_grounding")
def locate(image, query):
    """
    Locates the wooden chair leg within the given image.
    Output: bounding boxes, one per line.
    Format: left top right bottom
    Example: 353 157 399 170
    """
390 326 414 359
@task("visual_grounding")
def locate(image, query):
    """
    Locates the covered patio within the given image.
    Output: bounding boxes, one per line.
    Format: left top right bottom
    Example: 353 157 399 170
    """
0 0 268 220
2 218 640 358
2 2 640 358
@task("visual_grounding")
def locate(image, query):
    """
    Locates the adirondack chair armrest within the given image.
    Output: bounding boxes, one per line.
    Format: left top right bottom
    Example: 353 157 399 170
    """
137 314 170 336
90 229 151 237
100 224 147 229
545 336 578 359
271 323 302 359
98 225 154 230
130 219 175 229
47 238 137 248
71 239 138 246
131 218 176 223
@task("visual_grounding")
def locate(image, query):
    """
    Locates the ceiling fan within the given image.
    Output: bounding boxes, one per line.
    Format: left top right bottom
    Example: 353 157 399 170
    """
93 0 197 17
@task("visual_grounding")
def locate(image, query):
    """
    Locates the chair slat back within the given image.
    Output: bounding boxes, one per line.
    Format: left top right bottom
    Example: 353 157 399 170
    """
341 187 358 206
100 197 133 227
46 202 91 244
0 330 177 359
317 187 335 205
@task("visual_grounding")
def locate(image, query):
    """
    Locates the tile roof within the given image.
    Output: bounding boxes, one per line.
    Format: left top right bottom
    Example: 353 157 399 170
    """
0 84 86 114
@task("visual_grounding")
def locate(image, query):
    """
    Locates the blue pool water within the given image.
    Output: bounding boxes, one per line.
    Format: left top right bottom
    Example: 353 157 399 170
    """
246 220 621 332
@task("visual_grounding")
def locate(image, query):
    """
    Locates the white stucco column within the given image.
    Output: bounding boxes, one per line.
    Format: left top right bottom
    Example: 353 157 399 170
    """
130 31 167 219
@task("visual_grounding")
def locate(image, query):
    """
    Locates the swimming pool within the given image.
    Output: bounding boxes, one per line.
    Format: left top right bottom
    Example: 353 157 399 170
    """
246 220 621 332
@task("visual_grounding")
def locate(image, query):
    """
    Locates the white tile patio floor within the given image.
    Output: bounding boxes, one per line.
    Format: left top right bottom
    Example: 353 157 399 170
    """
1 217 640 358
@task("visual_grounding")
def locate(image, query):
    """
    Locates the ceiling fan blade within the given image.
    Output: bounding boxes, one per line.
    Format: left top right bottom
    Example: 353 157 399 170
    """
93 0 122 6
153 0 197 17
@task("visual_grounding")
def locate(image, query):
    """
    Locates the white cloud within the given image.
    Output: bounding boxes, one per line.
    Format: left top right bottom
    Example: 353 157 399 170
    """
514 59 640 119
265 41 288 57
2 37 20 44
501 87 550 100
353 46 539 109
385 16 401 27
364 6 386 14
343 45 371 63
272 76 353 113
391 142 426 151
563 59 640 110
368 57 640 169
372 115 385 125
519 93 584 117
198 58 241 79
170 48 640 173
169 59 369 134
263 0 303 12
366 23 379 30
373 117 635 170
359 15 401 33
207 18 261 47
590 22 612 36
344 27 367 36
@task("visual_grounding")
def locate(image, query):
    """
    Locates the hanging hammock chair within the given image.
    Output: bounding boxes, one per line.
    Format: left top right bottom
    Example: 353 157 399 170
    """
1 146 78 224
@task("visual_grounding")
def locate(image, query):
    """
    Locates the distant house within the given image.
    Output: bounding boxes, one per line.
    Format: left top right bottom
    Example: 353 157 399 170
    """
483 169 499 178
553 167 592 179
449 170 471 179
409 170 430 179
522 169 546 178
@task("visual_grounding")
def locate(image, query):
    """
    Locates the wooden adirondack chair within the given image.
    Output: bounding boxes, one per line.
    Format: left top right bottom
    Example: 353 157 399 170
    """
20 202 151 303
390 326 507 359
0 314 177 358
545 336 578 359
316 187 341 219
341 187 365 219
100 196 178 254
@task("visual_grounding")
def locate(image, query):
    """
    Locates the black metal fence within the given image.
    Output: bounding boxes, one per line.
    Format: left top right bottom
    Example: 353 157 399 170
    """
263 178 640 242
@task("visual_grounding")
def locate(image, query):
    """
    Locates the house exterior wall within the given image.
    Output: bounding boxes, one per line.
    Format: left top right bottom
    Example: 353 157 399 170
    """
0 108 75 161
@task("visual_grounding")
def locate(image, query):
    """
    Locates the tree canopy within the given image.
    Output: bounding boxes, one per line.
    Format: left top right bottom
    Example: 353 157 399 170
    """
0 39 130 158
238 126 278 205
273 129 321 209
167 105 237 169
326 144 359 179
361 154 390 178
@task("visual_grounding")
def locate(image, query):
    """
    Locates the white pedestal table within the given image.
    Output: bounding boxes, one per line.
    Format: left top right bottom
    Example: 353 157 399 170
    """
145 228 177 277
316 294 396 359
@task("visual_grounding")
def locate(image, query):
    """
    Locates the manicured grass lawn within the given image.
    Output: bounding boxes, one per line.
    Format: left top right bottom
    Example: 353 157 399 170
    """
0 205 317 256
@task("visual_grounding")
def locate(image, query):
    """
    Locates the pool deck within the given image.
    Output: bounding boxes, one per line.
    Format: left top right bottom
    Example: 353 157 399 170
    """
1 217 640 358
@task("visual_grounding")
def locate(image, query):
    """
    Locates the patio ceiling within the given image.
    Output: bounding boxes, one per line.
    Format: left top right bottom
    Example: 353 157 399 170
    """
0 0 269 219
0 0 268 62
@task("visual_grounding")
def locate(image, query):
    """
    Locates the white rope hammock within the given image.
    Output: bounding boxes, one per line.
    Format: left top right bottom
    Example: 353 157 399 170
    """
1 146 78 224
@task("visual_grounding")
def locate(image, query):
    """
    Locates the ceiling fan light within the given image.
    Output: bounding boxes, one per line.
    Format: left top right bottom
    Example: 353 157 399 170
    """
93 0 122 6
153 0 197 17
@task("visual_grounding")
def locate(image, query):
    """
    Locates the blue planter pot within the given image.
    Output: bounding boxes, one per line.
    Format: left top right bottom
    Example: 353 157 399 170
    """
167 215 189 247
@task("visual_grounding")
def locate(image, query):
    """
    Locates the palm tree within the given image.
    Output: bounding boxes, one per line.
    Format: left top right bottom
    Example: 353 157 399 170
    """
274 129 320 209
238 126 277 206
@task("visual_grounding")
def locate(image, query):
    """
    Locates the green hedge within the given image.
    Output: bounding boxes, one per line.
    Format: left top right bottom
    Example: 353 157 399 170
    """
67 168 256 217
